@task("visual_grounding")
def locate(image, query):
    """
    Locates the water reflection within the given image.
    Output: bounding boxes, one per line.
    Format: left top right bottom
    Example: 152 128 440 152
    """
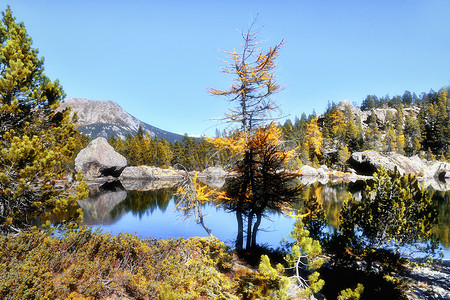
77 181 127 225
430 189 450 248
78 180 450 258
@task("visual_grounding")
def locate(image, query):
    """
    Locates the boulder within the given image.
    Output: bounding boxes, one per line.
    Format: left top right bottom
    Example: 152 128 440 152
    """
75 137 127 178
119 166 182 180
349 151 422 176
349 150 450 180
199 166 228 178
300 165 319 177
121 179 179 191
120 166 157 180
317 165 330 178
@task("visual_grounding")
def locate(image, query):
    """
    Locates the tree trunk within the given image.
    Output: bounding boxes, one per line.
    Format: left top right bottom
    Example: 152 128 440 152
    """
236 210 244 250
251 212 262 248
246 211 254 249
198 214 213 237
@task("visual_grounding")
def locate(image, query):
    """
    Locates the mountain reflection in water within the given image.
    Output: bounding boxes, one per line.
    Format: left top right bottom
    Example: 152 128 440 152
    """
78 179 450 259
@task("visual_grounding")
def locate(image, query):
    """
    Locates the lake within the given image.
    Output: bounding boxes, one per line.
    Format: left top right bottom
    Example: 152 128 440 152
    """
78 179 450 260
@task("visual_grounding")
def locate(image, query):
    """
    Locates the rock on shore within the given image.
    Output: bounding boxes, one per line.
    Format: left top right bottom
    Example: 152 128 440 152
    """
75 137 127 178
119 166 183 180
349 150 450 180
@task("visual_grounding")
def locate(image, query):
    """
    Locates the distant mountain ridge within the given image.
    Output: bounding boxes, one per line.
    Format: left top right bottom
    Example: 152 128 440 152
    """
59 97 183 142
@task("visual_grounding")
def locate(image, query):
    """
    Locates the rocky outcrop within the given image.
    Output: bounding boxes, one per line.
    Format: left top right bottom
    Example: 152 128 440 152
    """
119 166 182 180
349 150 450 180
334 100 420 130
75 137 127 178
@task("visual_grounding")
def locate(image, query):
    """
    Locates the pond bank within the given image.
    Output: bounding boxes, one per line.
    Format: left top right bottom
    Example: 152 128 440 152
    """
405 260 450 299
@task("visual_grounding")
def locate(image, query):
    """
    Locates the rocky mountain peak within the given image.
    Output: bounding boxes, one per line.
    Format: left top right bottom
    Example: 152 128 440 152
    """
61 97 141 130
59 97 183 142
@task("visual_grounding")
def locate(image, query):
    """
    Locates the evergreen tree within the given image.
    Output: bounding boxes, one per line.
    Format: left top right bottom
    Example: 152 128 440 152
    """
402 90 413 106
171 141 183 166
338 167 437 263
361 95 376 111
382 126 397 153
419 89 449 156
0 7 87 233
343 106 359 152
363 112 381 151
404 115 421 156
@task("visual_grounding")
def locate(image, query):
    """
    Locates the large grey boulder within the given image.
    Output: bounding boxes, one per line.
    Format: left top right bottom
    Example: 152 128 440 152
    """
119 166 157 180
197 166 228 189
75 137 127 178
349 150 450 180
119 166 182 180
121 179 179 191
300 165 319 177
199 166 228 178
349 151 424 176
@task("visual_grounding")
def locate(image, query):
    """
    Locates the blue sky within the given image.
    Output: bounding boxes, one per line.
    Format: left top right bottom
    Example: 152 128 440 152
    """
6 1 450 136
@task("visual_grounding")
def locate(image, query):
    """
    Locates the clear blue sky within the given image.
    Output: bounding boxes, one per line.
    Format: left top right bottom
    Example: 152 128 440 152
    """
7 0 450 136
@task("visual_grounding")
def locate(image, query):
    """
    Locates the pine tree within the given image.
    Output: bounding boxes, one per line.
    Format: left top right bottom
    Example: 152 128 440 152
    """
285 218 325 298
382 126 397 153
363 111 381 151
338 166 437 266
404 114 421 156
419 89 449 157
361 95 376 111
343 106 359 152
0 7 87 233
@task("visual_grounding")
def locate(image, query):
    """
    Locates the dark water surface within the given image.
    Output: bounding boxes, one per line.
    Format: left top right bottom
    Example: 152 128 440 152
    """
78 180 450 259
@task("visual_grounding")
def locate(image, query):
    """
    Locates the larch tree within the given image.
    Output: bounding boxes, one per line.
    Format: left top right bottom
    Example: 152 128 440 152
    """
208 20 302 250
304 117 323 167
207 19 284 138
0 7 88 233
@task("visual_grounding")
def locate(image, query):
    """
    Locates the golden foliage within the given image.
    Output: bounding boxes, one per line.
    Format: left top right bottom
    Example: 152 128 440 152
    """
305 117 323 157
207 22 284 133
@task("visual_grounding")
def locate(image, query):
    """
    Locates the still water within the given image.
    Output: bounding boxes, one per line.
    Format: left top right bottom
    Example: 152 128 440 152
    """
78 180 450 259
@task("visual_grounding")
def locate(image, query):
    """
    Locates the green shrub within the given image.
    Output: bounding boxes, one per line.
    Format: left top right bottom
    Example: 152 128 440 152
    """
0 228 238 299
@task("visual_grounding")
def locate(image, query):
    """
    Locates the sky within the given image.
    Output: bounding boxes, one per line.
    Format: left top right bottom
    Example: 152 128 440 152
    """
5 0 450 136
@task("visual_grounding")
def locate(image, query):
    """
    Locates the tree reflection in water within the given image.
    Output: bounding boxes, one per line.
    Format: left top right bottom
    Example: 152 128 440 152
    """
79 179 449 259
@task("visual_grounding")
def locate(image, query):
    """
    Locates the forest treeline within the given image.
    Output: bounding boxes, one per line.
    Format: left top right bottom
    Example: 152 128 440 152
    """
106 87 449 171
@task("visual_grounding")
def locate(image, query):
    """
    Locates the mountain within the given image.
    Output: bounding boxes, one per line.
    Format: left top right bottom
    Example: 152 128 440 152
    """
59 97 184 142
